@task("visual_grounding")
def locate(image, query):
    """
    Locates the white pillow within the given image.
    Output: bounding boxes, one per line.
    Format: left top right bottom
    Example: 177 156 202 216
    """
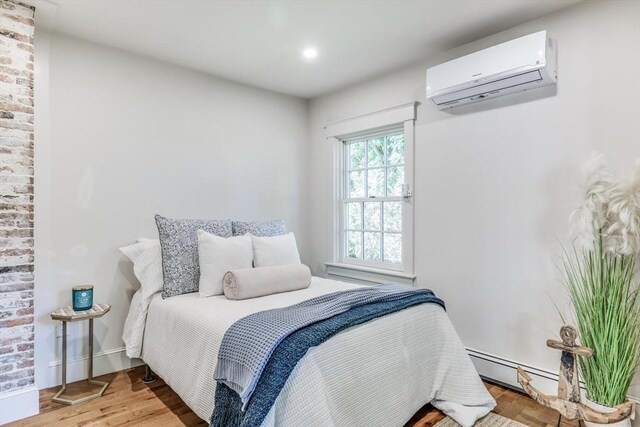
197 231 253 297
120 238 163 296
251 232 301 267
119 238 163 358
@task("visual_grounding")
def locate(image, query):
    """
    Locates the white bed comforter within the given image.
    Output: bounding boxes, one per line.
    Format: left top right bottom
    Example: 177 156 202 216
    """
138 278 495 426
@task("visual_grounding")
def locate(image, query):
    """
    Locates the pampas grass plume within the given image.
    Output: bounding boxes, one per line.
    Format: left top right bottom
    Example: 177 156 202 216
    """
571 153 640 255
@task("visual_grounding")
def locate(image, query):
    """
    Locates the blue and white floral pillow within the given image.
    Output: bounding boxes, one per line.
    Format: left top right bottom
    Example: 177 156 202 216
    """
231 220 287 237
155 214 232 298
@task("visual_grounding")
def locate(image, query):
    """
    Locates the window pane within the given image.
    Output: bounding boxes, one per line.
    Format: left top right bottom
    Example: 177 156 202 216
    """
349 142 366 170
343 133 408 268
349 171 365 198
383 233 402 264
363 202 381 231
386 134 404 165
386 166 404 196
367 137 384 167
363 232 381 261
368 168 385 198
347 202 362 230
383 201 402 232
347 231 362 259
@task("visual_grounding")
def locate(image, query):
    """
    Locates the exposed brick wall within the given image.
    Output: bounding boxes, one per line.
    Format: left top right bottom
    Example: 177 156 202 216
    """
0 0 35 394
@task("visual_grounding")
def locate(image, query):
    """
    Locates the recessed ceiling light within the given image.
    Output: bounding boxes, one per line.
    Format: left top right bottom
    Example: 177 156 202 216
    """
302 47 318 60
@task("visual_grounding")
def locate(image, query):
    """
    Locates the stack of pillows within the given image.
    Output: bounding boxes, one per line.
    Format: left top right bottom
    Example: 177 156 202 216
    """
120 216 310 358
121 215 311 304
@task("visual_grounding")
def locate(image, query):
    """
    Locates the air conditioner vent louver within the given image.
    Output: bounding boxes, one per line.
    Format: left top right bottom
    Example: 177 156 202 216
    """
432 70 543 106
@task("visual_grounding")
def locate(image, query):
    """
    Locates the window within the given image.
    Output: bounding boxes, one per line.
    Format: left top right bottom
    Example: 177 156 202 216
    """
343 130 406 268
325 102 416 284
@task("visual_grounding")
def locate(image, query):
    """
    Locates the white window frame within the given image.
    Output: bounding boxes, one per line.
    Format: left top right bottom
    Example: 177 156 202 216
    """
324 102 417 286
341 127 406 271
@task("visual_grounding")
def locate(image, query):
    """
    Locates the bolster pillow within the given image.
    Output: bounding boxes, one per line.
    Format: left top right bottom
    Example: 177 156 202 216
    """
223 264 311 300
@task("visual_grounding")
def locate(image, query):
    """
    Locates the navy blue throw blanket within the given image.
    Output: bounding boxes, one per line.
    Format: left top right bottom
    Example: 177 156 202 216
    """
210 289 444 427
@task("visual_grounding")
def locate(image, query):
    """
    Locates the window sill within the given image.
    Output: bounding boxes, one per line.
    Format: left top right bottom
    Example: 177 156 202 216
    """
324 262 416 286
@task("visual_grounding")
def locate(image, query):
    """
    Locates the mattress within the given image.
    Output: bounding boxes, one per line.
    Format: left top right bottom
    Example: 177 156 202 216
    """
140 277 495 426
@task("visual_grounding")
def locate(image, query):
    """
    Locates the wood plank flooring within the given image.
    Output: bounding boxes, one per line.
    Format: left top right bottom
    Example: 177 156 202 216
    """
7 365 579 426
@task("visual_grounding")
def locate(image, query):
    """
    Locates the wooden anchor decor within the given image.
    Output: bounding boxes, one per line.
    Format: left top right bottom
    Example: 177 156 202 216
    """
517 325 635 425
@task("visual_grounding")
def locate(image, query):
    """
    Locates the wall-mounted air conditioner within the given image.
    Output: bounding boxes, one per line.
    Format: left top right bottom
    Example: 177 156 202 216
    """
426 30 557 110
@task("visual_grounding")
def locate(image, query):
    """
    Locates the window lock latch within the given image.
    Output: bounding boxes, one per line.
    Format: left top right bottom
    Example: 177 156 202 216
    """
402 184 412 199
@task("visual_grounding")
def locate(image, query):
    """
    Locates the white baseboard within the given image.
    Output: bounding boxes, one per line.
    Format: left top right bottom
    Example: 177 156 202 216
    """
0 385 39 425
468 347 640 404
44 346 143 389
468 347 560 395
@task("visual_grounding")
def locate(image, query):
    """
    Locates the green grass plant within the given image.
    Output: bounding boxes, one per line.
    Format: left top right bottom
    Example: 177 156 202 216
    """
563 237 640 406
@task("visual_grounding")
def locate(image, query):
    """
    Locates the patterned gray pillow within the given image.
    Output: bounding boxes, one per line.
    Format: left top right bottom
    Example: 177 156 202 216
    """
155 214 232 298
232 220 287 237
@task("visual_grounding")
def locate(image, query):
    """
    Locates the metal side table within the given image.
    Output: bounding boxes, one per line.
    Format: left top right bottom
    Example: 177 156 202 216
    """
50 303 111 405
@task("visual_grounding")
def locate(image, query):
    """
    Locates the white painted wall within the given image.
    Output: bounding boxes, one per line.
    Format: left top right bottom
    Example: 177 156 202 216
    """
307 0 640 402
33 33 309 389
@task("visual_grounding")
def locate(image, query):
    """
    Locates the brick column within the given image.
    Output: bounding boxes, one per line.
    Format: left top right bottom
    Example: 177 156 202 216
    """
0 0 35 395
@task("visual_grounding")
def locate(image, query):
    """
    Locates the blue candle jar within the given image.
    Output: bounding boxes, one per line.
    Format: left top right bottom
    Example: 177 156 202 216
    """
72 285 93 311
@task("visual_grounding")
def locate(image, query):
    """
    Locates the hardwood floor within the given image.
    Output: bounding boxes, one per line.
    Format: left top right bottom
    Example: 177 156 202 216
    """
7 365 579 427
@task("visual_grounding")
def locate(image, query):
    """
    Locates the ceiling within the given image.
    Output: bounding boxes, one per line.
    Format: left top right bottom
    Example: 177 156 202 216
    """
34 0 581 98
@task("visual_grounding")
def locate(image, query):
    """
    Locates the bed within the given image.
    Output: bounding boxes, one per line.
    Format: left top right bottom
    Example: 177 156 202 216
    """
130 277 495 426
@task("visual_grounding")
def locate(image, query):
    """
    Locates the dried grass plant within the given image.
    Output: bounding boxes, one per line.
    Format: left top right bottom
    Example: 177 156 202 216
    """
563 153 640 406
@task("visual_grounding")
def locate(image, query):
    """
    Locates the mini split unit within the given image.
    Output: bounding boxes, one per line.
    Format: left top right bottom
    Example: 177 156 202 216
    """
426 30 557 110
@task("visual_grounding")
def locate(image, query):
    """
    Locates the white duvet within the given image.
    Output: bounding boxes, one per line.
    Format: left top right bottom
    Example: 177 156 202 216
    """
130 278 495 426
